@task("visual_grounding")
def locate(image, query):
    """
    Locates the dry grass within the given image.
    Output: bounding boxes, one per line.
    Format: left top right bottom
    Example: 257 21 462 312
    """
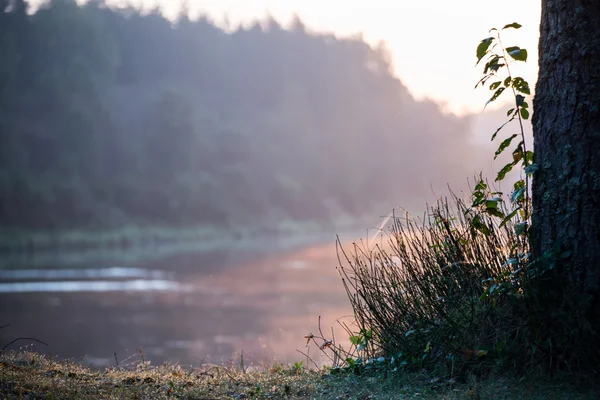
0 350 596 399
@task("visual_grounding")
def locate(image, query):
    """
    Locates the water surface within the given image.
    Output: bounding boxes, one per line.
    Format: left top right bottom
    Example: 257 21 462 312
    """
0 234 360 368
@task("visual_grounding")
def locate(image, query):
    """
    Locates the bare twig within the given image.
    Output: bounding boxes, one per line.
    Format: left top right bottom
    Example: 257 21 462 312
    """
296 349 320 370
1 337 49 353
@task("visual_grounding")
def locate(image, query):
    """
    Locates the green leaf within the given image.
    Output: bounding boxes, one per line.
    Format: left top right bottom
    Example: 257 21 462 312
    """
511 187 526 203
472 215 491 236
506 108 515 117
485 87 506 108
474 180 487 191
525 163 538 175
506 47 528 62
487 207 505 218
484 55 503 74
504 77 512 87
496 161 517 181
516 95 525 107
489 81 502 90
472 191 485 207
502 22 522 30
476 37 495 64
485 198 501 209
514 179 525 190
491 114 516 140
474 74 492 89
520 108 530 120
349 335 362 345
514 222 528 236
500 208 520 227
512 77 531 94
494 134 518 159
525 151 534 164
513 144 524 162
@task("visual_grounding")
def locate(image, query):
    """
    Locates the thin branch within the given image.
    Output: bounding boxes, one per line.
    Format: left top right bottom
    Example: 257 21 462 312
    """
295 349 320 370
1 337 49 353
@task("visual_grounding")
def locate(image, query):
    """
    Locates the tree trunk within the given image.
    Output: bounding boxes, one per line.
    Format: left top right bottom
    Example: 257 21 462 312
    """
532 0 600 343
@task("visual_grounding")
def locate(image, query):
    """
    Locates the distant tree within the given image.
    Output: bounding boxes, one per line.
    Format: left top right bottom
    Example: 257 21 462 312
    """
0 0 490 233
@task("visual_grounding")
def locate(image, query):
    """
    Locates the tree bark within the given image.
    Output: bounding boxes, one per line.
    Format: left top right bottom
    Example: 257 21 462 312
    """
532 0 600 324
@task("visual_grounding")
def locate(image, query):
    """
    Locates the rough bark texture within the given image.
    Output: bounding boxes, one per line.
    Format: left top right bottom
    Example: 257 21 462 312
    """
532 0 600 323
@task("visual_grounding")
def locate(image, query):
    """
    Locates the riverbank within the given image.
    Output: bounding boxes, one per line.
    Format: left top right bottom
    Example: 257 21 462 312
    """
0 217 378 271
0 216 377 255
0 350 594 399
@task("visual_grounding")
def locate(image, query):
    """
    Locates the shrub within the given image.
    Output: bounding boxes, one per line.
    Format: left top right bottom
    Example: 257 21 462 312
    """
336 189 534 376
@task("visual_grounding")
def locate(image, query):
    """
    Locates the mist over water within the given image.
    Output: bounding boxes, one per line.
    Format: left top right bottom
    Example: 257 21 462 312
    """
0 0 505 368
0 240 353 368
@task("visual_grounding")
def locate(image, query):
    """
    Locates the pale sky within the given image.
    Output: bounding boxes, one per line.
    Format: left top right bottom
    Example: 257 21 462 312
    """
113 0 542 115
33 0 542 114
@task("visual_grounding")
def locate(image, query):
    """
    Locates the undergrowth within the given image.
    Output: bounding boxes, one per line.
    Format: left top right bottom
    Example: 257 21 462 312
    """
0 350 594 399
335 193 531 378
317 21 599 386
1 20 598 400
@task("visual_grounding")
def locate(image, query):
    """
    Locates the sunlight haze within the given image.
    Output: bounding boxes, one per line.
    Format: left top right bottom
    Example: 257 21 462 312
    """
105 0 542 114
2 0 548 371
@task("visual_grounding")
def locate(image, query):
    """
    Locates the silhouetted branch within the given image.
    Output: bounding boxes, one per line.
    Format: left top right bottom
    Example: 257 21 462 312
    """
1 337 49 353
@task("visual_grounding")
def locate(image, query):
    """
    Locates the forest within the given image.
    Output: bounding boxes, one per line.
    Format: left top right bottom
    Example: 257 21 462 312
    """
0 0 488 235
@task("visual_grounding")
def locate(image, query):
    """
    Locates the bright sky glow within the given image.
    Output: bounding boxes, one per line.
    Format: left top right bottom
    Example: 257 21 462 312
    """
135 0 542 115
35 0 542 114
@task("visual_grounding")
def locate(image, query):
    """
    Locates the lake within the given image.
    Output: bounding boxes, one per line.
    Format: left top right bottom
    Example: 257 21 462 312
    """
0 231 368 369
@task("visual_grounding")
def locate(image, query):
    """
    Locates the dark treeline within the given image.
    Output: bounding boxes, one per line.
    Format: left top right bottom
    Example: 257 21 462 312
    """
0 0 486 232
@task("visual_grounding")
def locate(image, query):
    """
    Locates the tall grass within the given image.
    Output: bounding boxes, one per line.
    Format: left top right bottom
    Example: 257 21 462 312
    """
336 191 533 375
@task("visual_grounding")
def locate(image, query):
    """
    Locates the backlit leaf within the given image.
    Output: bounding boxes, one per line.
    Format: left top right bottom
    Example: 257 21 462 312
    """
506 46 528 62
491 115 515 140
512 144 524 162
502 22 522 30
476 37 495 64
485 87 505 108
500 208 520 227
512 77 531 94
494 134 518 159
511 187 526 203
525 163 538 175
486 198 501 209
472 215 491 236
474 180 487 191
489 81 502 90
487 207 505 218
496 161 517 181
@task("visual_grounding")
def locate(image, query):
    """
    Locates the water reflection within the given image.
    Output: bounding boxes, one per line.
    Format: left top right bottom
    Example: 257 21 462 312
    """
0 267 169 281
0 279 187 293
0 240 354 368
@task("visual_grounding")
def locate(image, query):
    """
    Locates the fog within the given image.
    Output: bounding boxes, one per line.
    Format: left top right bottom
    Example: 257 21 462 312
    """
0 0 529 366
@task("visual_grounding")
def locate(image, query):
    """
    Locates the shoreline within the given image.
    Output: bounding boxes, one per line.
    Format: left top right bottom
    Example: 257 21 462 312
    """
0 223 373 270
0 216 378 253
